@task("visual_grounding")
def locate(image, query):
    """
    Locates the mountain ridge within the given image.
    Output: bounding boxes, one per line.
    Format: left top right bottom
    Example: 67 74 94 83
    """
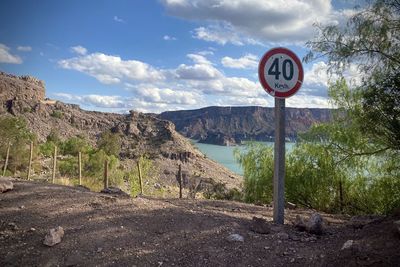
158 105 332 145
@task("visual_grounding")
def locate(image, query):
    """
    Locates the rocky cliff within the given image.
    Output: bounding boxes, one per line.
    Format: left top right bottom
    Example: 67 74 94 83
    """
159 106 332 145
0 71 241 190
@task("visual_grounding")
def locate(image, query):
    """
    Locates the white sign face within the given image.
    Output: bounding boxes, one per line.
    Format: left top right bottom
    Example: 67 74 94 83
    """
258 48 303 98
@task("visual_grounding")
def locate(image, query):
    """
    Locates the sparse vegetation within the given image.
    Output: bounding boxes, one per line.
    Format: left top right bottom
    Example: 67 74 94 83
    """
50 110 63 119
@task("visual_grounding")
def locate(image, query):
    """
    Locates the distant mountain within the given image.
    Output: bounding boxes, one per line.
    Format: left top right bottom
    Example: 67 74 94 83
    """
159 106 332 145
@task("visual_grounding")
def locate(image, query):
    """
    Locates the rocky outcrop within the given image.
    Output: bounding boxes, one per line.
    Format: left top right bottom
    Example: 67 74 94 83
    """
198 131 237 146
0 71 242 189
159 106 332 145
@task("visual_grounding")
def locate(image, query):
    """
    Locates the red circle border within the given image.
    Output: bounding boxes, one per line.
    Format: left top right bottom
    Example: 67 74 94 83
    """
258 47 304 98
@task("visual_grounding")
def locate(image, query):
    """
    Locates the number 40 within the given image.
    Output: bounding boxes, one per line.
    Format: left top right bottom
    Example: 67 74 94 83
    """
268 58 294 80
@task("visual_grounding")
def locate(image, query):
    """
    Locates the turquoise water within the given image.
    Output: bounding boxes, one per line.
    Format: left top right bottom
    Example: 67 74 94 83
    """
191 140 294 175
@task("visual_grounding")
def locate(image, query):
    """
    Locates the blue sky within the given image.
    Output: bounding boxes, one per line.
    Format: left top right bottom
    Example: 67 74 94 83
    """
0 0 362 113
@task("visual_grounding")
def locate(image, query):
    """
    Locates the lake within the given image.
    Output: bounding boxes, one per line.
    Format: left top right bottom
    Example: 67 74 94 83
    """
191 140 294 175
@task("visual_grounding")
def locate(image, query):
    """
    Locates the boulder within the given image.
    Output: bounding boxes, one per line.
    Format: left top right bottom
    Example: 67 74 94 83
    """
226 233 244 242
341 240 354 250
43 226 64 247
249 217 270 234
294 213 325 235
307 213 324 235
394 220 400 237
101 187 130 198
0 177 13 193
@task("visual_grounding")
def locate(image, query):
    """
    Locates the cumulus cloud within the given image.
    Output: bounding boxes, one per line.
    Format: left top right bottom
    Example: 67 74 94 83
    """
163 35 177 41
70 45 87 55
161 0 352 45
17 46 32 52
193 25 245 46
58 52 165 84
133 85 201 105
53 93 126 108
174 53 222 80
113 16 124 23
58 49 335 112
221 54 258 69
0 44 22 64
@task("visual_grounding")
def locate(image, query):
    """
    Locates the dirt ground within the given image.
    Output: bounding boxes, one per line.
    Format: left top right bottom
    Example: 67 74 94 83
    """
1 178 399 267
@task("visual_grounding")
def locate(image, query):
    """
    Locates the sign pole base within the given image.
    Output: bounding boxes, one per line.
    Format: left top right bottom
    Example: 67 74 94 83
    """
273 98 285 224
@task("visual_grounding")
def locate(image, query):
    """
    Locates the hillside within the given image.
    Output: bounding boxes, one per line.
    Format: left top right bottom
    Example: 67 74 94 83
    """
0 71 242 190
1 178 399 266
159 106 332 145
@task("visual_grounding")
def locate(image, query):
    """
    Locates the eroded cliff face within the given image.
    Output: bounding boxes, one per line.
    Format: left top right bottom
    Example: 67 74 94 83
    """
159 106 332 145
0 71 242 190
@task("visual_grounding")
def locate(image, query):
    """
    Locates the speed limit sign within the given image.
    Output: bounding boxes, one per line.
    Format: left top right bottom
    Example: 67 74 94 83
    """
258 47 303 98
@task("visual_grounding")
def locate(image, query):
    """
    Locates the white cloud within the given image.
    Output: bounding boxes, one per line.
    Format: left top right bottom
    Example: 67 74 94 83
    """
0 44 22 64
221 54 258 69
58 49 336 112
17 46 32 52
53 93 125 108
163 35 177 41
198 50 214 56
286 95 331 108
193 25 244 46
113 16 124 23
70 45 87 55
58 52 165 84
133 85 201 105
162 0 352 45
174 53 222 80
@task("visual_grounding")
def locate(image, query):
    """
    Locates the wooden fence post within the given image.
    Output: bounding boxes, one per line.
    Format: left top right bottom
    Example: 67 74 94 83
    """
78 152 82 185
27 141 33 180
137 160 143 195
2 142 10 176
104 159 108 189
177 164 182 199
52 146 57 183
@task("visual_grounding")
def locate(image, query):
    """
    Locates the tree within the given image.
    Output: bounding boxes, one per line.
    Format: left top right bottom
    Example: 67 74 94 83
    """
305 0 400 151
0 117 35 173
97 130 121 157
234 143 274 203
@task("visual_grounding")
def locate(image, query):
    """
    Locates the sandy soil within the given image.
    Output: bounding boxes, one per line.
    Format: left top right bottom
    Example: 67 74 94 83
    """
0 178 399 267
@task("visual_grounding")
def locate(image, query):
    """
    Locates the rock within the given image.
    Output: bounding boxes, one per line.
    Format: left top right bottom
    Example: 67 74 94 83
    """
295 213 325 235
249 217 270 234
307 213 324 235
43 226 64 246
227 233 244 242
8 222 18 231
341 240 354 250
294 215 307 231
394 220 400 237
100 187 130 197
75 185 90 192
0 178 13 193
285 202 297 209
275 232 289 240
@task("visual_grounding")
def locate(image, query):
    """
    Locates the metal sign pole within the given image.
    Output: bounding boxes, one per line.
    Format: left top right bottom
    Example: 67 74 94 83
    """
273 98 285 224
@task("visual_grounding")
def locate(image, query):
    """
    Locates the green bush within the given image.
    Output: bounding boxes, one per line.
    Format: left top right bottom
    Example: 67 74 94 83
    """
234 143 273 203
129 155 158 197
0 117 36 173
58 157 77 176
97 130 121 157
51 110 63 119
60 136 91 156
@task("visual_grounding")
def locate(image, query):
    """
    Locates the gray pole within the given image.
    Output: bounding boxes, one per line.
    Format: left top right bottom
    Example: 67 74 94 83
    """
273 98 285 224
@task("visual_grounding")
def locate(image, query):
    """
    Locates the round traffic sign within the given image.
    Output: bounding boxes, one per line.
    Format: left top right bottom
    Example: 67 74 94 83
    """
258 47 303 98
